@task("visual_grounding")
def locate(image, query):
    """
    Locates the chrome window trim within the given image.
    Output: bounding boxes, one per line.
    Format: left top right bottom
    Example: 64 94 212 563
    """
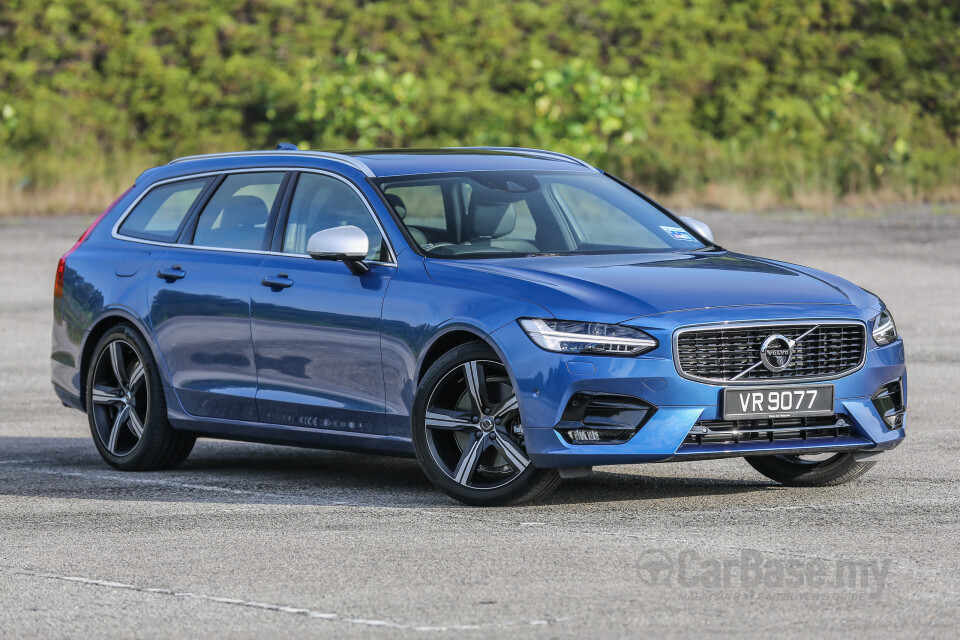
111 167 398 266
168 151 375 177
671 319 868 386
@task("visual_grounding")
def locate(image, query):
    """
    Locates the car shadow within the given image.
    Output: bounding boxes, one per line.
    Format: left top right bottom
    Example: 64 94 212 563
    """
0 435 777 509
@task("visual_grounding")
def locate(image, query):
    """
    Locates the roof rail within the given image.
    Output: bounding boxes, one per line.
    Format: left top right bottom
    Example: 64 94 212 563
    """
167 150 375 177
449 147 599 172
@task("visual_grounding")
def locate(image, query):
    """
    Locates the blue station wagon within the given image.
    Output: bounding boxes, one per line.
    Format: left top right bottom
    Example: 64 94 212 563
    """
51 147 906 504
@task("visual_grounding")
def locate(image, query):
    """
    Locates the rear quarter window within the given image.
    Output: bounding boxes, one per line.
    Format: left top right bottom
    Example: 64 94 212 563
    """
119 178 209 242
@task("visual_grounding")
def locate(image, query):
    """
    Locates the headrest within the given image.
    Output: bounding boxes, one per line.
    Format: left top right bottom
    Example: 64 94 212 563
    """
385 193 407 219
226 195 269 227
469 195 516 238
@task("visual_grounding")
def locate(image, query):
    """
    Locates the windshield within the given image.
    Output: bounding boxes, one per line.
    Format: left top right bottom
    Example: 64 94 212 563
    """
374 171 706 258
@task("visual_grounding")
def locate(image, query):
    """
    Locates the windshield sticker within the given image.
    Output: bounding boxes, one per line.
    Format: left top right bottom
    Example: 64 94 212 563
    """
660 226 697 241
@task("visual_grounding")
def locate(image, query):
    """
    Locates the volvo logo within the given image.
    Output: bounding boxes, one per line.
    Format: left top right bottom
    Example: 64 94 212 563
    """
479 416 495 432
760 334 794 372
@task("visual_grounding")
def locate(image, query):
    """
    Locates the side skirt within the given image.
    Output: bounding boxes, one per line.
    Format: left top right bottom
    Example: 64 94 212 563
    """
164 388 415 458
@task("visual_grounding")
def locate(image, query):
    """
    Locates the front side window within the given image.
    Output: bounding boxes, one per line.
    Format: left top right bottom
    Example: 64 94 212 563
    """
283 173 386 261
192 172 284 250
374 171 705 258
119 178 209 242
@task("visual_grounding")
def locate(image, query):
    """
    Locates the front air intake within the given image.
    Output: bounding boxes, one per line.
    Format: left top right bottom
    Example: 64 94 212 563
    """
872 379 905 429
556 393 655 444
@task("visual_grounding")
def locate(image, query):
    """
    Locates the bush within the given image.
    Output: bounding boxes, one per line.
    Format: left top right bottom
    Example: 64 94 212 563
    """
1 0 958 214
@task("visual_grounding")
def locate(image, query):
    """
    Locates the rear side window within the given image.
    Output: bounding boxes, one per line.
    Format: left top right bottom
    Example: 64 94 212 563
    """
118 178 209 242
192 172 284 250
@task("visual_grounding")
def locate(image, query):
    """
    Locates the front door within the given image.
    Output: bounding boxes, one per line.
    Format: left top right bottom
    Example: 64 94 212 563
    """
251 171 397 434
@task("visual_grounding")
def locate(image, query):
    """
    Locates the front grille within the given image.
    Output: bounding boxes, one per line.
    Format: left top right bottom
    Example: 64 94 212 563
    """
675 323 865 383
684 415 848 446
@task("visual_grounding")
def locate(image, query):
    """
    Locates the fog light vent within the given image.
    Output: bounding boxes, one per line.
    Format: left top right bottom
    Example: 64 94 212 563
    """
872 379 905 430
557 393 656 444
562 427 636 444
568 429 601 441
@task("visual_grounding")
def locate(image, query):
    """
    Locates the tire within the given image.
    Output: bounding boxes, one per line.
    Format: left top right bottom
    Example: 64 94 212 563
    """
85 324 195 471
745 452 876 487
411 342 561 506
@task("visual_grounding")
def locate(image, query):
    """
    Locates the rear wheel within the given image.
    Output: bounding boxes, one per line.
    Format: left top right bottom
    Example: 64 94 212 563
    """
412 342 561 505
745 452 875 486
85 324 195 471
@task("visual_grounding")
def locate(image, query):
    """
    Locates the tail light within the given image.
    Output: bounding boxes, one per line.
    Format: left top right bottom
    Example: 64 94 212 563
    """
54 186 133 299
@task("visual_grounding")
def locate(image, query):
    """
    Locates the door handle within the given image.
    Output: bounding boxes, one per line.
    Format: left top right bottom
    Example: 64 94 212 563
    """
156 266 186 281
261 274 294 289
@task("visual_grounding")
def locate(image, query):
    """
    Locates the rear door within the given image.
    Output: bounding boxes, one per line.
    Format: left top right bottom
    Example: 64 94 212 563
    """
251 171 397 434
148 170 289 421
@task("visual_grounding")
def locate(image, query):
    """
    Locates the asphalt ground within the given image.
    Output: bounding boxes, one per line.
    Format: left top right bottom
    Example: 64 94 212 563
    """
0 210 957 638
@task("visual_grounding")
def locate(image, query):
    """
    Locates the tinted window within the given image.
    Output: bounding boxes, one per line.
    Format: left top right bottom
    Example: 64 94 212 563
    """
192 173 284 250
119 179 208 242
283 173 386 261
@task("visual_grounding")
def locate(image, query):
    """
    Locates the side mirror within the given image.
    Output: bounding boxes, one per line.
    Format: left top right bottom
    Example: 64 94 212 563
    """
680 216 715 243
307 225 370 274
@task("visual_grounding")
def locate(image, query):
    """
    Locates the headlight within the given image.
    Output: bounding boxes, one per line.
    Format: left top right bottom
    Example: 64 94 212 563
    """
518 318 658 356
872 309 898 346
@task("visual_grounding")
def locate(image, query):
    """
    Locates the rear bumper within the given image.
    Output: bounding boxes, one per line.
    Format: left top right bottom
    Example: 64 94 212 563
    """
490 308 907 469
51 312 86 408
52 382 84 411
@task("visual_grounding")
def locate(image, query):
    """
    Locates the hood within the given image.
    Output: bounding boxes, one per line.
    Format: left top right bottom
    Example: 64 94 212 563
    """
424 252 879 324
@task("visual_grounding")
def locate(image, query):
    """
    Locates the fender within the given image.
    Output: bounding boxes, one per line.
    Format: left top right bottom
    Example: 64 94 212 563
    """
80 305 174 391
413 318 544 425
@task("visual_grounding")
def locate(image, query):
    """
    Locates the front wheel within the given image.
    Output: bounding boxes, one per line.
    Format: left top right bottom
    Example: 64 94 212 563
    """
745 452 876 486
412 342 561 506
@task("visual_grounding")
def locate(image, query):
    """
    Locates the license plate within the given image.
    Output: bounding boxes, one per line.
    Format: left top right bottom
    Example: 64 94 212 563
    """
723 384 834 420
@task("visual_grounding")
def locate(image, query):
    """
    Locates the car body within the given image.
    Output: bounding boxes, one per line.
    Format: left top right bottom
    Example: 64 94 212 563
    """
51 147 906 504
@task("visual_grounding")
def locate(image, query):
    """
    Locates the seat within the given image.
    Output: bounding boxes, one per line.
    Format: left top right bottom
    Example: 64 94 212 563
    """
195 195 269 250
385 193 429 247
464 194 537 253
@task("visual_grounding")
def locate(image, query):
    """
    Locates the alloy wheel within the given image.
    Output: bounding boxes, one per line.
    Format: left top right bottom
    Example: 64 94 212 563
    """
423 359 530 490
89 339 149 456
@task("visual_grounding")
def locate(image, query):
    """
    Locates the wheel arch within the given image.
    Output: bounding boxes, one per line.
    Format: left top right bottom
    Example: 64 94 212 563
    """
416 323 515 387
78 308 165 410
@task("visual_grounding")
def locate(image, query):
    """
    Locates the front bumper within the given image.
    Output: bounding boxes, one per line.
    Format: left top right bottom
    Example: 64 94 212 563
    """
490 305 907 468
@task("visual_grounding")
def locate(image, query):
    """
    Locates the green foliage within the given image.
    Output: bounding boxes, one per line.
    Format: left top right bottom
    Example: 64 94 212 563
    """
1 0 959 212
